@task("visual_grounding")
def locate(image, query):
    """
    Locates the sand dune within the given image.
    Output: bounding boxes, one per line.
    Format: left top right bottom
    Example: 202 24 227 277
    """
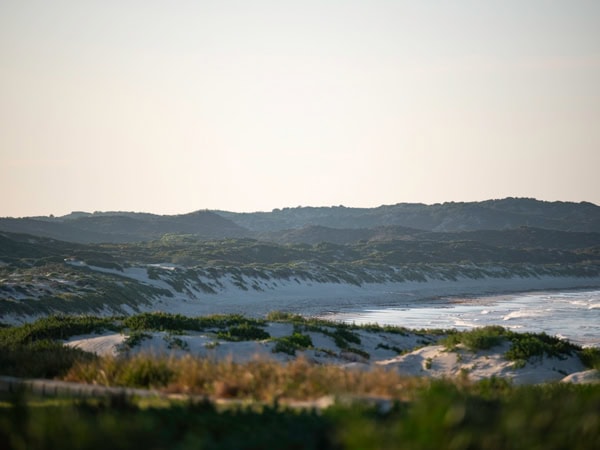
65 325 599 385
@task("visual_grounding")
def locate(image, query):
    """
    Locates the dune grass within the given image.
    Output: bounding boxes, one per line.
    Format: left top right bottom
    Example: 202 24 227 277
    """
1 313 600 449
2 379 599 450
64 354 421 402
440 325 600 368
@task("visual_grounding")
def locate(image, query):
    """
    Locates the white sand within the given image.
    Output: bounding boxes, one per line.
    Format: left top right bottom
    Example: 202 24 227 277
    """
64 327 598 385
560 369 600 384
65 333 126 357
3 261 599 326
376 342 587 384
138 274 600 320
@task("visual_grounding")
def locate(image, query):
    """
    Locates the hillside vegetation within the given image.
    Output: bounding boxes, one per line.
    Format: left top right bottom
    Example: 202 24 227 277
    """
1 230 599 319
1 198 599 244
1 198 600 449
218 198 600 233
1 313 600 449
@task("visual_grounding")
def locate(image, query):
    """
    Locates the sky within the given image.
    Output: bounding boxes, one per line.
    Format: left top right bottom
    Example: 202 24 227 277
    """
1 1 599 217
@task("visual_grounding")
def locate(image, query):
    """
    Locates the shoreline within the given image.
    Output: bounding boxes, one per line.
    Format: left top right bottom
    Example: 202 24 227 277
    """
318 286 600 348
151 274 600 318
2 274 600 326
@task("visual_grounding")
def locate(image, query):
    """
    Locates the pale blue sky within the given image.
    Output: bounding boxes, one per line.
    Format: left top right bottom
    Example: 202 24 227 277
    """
1 1 599 216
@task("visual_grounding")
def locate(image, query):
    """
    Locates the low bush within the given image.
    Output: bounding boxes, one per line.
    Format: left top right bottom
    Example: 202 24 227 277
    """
123 312 194 332
216 323 270 342
375 343 405 354
505 332 578 361
65 354 419 401
121 332 151 349
579 347 600 369
164 334 189 351
0 315 118 346
8 365 598 450
357 322 410 336
441 326 584 362
272 333 313 355
331 327 361 347
122 312 266 333
265 310 304 322
115 357 174 388
442 326 506 351
343 347 370 360
0 340 94 378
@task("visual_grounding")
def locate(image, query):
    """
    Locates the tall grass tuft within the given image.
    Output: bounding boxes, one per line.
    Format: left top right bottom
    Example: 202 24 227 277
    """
65 354 424 402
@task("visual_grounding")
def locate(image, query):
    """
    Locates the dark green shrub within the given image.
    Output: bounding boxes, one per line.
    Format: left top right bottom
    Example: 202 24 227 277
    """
579 347 600 369
0 315 118 345
123 312 193 332
265 310 304 322
272 333 313 355
505 332 578 361
343 347 370 359
116 358 173 388
0 340 94 378
332 326 361 346
121 332 151 349
375 343 405 354
164 335 189 351
442 326 506 351
217 324 270 342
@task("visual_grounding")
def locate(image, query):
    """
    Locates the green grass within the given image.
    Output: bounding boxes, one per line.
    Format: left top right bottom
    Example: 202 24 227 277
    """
375 343 406 354
579 347 600 370
442 326 506 351
0 315 112 379
3 243 599 318
1 314 597 385
505 332 579 361
2 382 600 450
342 347 370 360
0 315 118 346
0 393 334 450
123 312 266 333
0 340 95 379
164 334 189 351
265 312 369 353
272 332 313 355
120 331 151 350
216 323 270 342
0 312 599 449
441 325 586 365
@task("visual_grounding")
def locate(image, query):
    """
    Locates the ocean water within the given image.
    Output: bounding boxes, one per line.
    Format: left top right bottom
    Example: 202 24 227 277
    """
330 289 600 348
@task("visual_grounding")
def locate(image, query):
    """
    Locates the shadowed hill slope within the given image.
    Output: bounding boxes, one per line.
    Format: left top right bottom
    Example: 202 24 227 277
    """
217 198 600 233
257 225 600 251
1 198 598 244
0 211 249 243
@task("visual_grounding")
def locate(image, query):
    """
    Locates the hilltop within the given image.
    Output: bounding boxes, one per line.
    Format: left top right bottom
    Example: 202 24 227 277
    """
1 198 599 244
1 230 599 322
1 196 599 325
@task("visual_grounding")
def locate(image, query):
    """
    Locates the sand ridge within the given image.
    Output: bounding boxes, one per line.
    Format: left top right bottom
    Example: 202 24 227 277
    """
64 325 598 385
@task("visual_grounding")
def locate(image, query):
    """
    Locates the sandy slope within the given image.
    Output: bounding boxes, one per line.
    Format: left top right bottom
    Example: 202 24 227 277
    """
144 274 600 319
64 325 598 385
3 259 599 325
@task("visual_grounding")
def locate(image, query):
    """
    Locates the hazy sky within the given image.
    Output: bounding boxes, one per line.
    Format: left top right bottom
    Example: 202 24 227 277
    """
1 1 599 217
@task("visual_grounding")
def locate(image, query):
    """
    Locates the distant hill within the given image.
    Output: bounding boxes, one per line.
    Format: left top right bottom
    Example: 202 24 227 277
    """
258 225 600 251
217 198 600 233
1 230 599 320
1 198 598 244
0 210 249 243
0 230 596 268
419 227 600 251
256 225 422 245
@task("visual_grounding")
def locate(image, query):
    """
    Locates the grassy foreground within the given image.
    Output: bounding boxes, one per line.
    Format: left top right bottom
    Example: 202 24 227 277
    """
1 313 600 449
1 381 599 450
